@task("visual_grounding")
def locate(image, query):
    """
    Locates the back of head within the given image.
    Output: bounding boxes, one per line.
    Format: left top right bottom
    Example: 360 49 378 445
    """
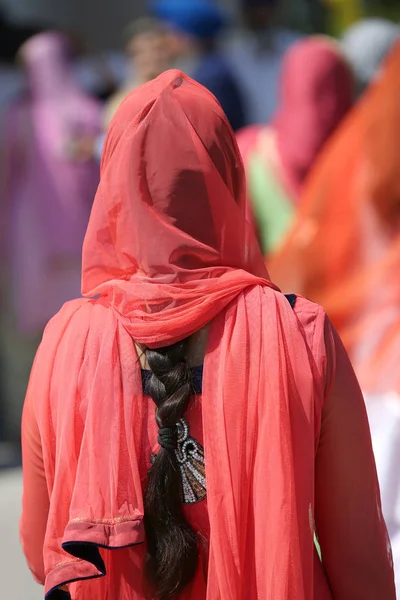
274 36 354 190
341 18 400 94
83 69 264 299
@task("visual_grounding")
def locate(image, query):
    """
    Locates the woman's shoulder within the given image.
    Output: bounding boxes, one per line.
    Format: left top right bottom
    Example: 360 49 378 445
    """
45 297 98 326
244 286 327 348
267 291 327 355
42 297 117 347
289 292 326 338
289 293 326 320
31 298 126 407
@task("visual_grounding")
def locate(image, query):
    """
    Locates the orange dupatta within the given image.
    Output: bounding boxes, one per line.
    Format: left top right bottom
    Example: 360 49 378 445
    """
268 43 400 394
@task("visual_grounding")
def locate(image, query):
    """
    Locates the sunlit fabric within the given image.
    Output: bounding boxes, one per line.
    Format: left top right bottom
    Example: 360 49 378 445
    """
269 42 400 396
20 70 395 600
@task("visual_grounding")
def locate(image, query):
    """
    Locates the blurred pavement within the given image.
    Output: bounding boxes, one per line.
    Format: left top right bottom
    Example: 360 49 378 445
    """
0 469 43 600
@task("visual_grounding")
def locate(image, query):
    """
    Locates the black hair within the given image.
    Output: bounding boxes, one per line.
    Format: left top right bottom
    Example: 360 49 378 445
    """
144 339 199 599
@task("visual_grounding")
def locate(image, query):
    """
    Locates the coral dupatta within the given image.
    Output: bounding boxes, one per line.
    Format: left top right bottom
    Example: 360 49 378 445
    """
23 70 324 599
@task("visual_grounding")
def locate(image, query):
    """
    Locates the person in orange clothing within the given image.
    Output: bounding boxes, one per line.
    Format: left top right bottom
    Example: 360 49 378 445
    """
269 41 400 377
20 70 395 600
269 44 400 589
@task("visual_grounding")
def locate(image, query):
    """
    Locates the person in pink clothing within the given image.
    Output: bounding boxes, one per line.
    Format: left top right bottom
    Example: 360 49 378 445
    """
0 31 101 445
236 36 353 256
4 31 101 334
20 70 395 599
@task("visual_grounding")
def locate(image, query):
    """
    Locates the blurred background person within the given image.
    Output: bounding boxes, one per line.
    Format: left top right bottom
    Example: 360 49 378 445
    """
269 41 400 338
341 17 400 95
268 44 400 587
0 6 44 466
103 17 170 128
0 5 46 196
0 31 101 452
72 17 171 163
222 0 301 126
236 36 354 256
152 0 246 131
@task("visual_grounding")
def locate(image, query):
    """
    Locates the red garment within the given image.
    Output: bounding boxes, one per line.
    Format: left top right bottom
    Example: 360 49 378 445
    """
237 37 354 199
273 37 353 195
21 70 394 599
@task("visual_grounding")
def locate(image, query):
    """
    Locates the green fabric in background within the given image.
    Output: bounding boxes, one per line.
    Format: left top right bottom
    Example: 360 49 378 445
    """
248 151 294 256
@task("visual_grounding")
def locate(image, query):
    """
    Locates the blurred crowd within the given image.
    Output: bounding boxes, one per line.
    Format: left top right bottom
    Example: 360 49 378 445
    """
1 0 400 590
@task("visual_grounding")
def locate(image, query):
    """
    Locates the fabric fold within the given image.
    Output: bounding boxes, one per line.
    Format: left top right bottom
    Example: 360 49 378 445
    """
24 70 329 599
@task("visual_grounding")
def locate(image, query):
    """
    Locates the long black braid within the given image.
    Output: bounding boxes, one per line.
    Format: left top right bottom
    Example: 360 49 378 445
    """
144 339 199 599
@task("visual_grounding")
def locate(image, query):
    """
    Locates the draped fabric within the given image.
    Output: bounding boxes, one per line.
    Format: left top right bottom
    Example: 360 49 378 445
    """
268 42 400 396
81 70 269 345
20 70 394 599
3 32 101 334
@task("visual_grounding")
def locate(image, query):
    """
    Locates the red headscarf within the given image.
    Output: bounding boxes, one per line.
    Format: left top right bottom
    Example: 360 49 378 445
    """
81 69 270 344
25 71 326 599
273 37 353 195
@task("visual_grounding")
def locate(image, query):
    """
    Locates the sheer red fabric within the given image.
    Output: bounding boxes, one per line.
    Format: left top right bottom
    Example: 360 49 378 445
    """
20 70 395 599
81 71 271 345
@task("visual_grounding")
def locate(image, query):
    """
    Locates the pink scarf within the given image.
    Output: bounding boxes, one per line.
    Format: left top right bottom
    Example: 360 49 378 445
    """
273 37 354 194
